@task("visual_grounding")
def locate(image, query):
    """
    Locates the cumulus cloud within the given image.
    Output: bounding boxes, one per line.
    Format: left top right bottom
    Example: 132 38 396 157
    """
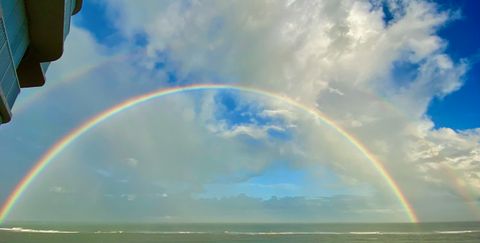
98 0 477 216
5 0 479 222
104 0 465 103
126 158 139 168
49 186 67 194
413 127 480 198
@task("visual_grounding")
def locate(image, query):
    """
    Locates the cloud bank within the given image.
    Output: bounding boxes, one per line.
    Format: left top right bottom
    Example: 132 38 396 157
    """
2 0 479 222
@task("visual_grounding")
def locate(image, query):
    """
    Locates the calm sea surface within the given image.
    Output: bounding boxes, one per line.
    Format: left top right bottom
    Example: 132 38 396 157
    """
1 222 479 242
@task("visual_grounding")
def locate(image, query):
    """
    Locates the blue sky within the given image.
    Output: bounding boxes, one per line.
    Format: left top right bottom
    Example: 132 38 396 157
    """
74 0 120 45
427 0 480 129
1 0 480 223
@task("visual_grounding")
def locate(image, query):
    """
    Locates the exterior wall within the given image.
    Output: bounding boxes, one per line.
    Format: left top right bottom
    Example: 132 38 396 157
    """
1 0 29 67
0 4 22 123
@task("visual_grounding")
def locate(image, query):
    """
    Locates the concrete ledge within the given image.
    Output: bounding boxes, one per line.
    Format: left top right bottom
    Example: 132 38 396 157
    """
17 47 45 87
73 0 83 15
24 0 66 62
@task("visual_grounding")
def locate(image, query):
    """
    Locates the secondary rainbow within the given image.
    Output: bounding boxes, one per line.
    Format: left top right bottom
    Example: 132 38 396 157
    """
0 84 419 223
13 54 128 114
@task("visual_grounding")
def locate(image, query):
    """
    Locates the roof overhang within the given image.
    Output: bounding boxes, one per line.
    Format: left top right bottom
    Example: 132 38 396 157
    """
25 0 72 62
17 0 82 87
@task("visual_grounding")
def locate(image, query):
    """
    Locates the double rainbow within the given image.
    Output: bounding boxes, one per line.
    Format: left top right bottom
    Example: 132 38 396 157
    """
0 84 419 223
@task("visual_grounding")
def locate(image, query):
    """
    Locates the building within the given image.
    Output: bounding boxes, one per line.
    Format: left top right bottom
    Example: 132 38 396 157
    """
0 0 82 124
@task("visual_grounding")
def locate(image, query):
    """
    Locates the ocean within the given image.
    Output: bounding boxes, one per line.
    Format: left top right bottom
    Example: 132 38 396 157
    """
1 222 479 242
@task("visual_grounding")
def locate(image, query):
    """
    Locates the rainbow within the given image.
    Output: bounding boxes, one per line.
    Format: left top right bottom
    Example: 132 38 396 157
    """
0 84 419 223
12 54 127 114
438 164 480 220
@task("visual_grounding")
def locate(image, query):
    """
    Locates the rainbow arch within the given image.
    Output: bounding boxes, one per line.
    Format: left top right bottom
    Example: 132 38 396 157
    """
0 84 419 223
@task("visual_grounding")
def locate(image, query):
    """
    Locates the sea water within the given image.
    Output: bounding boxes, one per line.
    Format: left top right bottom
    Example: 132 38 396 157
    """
1 222 479 242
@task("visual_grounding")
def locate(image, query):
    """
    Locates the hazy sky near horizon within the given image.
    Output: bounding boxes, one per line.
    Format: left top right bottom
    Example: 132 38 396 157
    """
1 0 479 223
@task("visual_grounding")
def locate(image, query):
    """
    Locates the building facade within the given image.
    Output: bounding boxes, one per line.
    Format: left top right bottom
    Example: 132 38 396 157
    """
0 0 82 124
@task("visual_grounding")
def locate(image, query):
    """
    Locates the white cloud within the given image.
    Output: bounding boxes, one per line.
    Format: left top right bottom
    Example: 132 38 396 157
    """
126 158 139 168
95 169 112 178
98 0 476 213
412 127 480 199
103 0 464 103
121 194 137 201
8 0 478 222
49 186 67 194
